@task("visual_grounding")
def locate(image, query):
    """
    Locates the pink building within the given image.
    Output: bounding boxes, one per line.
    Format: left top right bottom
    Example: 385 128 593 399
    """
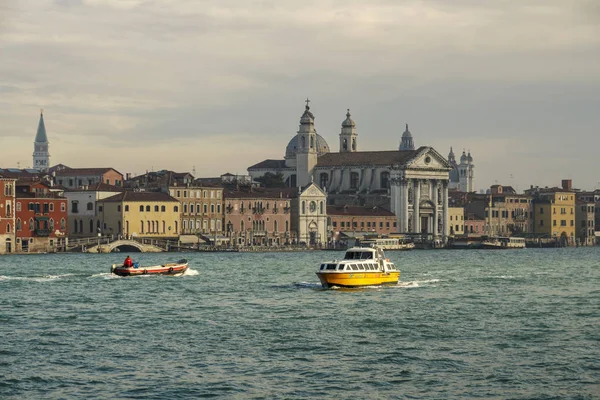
224 187 296 246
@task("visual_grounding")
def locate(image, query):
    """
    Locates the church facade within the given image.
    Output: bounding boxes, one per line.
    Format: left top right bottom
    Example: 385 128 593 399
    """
248 102 454 242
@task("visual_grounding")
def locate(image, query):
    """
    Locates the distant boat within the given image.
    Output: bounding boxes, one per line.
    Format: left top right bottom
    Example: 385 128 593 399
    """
360 237 415 251
111 259 188 276
482 237 526 250
316 246 399 288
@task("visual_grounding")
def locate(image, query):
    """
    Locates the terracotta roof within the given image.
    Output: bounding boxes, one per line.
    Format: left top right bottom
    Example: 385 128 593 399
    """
224 187 297 199
316 149 421 167
101 191 179 202
55 167 122 176
327 205 395 217
248 160 288 170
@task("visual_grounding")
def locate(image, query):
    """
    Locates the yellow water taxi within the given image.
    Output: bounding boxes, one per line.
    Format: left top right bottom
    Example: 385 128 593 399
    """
316 247 400 288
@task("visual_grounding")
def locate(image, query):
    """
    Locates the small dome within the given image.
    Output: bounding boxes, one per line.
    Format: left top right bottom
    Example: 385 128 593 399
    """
342 109 355 127
460 150 468 163
467 151 473 163
285 134 330 159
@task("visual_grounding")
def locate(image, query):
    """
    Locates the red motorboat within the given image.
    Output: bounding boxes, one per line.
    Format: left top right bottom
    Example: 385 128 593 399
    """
111 259 188 276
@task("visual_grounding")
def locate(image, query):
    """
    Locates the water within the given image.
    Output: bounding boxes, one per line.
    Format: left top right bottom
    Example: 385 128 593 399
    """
1 248 599 399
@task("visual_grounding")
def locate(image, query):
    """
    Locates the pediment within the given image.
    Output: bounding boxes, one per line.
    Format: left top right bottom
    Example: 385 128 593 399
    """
300 182 326 198
406 147 452 170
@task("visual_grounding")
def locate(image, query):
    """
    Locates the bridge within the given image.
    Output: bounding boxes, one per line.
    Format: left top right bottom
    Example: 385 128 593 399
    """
66 236 171 253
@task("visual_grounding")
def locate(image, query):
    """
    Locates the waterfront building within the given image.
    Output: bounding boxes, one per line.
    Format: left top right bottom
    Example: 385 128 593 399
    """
527 180 577 245
169 185 224 238
96 192 180 239
248 101 453 243
63 183 124 237
14 181 68 252
54 167 124 188
465 185 533 237
448 207 465 236
447 147 475 192
33 110 50 172
464 214 486 236
223 186 295 246
575 200 596 246
327 205 397 244
0 176 16 253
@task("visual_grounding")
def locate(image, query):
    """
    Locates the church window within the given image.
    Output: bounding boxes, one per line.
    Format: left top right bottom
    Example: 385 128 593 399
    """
343 139 348 151
146 205 150 212
310 136 314 148
352 139 356 151
350 172 359 189
302 201 306 214
380 172 390 189
320 173 328 189
87 202 93 211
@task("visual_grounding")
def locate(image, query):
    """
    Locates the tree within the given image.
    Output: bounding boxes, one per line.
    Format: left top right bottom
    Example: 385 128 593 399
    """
255 172 286 188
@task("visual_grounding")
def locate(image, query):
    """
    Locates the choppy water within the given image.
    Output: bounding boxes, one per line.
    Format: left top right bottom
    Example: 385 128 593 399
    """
1 248 599 399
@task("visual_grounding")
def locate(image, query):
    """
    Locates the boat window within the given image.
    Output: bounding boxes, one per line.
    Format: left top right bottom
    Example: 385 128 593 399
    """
320 264 325 270
350 265 357 271
326 264 336 270
337 265 345 271
361 252 373 259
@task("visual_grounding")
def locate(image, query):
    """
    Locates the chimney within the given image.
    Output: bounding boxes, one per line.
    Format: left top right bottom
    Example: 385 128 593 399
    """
561 179 572 191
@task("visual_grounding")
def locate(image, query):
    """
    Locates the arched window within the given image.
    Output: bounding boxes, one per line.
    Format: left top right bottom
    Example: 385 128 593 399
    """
310 136 314 148
240 220 244 232
16 219 21 231
174 206 179 212
49 219 54 230
274 220 278 232
352 138 356 151
302 201 306 214
350 172 359 189
342 138 348 151
320 173 328 189
174 221 178 233
320 201 324 214
301 136 305 148
87 202 93 211
74 219 78 233
285 221 289 232
147 221 151 233
6 223 10 233
79 220 83 233
139 205 144 212
183 204 188 213
89 220 94 233
141 221 144 233
145 205 150 212
154 205 159 212
61 219 66 230
125 205 129 212
162 221 165 233
380 172 390 189
161 205 165 212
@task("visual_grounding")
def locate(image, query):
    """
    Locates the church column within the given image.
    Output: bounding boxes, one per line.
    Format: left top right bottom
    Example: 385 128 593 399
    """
403 179 409 233
433 179 439 239
442 180 449 242
414 179 421 233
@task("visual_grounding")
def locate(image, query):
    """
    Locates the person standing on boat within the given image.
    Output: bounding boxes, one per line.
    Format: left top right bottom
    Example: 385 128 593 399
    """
123 255 133 268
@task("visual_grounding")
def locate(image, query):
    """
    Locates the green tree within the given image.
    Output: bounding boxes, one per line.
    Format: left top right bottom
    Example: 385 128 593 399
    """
255 172 286 188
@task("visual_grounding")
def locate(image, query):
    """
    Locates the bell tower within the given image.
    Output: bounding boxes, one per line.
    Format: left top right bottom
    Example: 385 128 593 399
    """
339 109 357 153
32 109 50 171
296 99 318 187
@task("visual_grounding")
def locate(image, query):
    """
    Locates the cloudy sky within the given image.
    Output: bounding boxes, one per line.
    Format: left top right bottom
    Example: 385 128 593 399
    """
1 0 599 191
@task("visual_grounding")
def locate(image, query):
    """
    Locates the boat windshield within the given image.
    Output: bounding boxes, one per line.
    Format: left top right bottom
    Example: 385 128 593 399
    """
344 251 374 260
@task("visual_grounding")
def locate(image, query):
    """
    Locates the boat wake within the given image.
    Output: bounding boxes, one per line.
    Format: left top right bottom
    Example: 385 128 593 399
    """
182 268 199 276
0 273 76 283
294 282 322 289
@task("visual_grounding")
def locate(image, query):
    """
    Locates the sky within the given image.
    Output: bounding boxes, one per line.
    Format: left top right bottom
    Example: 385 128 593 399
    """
1 0 599 192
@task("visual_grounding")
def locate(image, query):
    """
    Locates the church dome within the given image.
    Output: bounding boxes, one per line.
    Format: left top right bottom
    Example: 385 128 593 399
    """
467 151 473 163
460 150 468 164
401 124 412 138
285 134 330 158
